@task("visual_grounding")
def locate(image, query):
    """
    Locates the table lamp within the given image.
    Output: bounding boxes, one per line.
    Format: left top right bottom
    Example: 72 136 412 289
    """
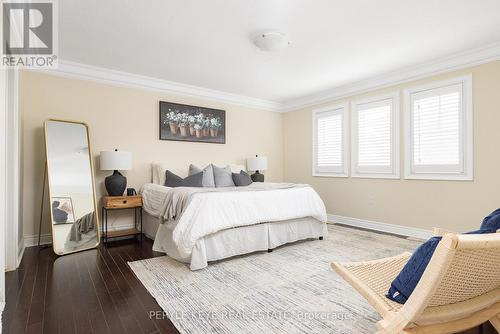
100 149 132 196
247 155 267 182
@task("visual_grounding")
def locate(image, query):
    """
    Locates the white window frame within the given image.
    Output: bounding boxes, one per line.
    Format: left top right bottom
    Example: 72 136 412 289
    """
404 75 473 180
351 92 400 179
312 103 349 177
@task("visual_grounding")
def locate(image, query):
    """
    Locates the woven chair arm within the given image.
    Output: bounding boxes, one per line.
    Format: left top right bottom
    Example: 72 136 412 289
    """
331 252 412 269
432 227 457 237
433 228 500 237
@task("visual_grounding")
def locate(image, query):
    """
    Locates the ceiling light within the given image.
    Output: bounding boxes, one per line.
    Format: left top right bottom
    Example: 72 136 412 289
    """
253 32 290 52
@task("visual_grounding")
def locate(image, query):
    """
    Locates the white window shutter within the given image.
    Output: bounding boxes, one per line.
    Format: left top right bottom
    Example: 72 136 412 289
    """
351 93 400 178
413 86 460 166
312 104 348 176
405 76 473 180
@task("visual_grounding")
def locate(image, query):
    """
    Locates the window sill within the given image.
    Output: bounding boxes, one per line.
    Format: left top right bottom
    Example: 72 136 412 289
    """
312 172 348 178
351 174 400 179
404 173 473 181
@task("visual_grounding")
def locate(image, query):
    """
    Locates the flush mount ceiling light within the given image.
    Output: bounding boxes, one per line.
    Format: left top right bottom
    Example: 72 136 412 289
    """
253 32 291 52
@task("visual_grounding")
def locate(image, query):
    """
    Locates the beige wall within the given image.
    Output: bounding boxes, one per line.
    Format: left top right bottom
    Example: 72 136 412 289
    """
21 71 284 237
284 61 500 232
21 60 500 239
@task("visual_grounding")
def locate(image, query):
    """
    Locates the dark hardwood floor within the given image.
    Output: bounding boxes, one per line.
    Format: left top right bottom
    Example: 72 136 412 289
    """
3 237 497 334
3 238 179 334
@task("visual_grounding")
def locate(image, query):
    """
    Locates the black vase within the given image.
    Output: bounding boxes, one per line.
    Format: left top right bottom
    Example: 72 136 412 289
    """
105 170 127 196
251 171 264 182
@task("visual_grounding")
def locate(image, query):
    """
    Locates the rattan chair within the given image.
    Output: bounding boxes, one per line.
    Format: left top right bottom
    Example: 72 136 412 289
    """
331 228 500 333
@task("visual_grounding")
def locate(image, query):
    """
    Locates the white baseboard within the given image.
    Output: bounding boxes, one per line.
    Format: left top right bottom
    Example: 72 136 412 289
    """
0 301 5 331
17 240 25 267
4 238 26 271
328 214 432 240
24 233 52 247
23 224 140 248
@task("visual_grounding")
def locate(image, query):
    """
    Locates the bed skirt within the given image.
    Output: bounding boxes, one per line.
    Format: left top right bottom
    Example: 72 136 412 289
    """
143 212 328 270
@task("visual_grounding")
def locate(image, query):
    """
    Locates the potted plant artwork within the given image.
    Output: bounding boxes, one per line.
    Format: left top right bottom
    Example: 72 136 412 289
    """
177 113 189 137
160 101 225 144
194 123 203 138
167 111 178 134
188 115 196 136
195 113 204 137
210 117 221 137
202 117 210 137
160 112 169 128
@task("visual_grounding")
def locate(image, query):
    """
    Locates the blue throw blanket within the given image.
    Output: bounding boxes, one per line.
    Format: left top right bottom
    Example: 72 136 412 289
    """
386 209 500 304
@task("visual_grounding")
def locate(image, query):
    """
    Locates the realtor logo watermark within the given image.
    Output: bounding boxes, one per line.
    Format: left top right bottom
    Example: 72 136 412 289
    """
1 0 58 68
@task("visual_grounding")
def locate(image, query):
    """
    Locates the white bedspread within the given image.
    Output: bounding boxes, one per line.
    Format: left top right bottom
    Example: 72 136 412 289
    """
141 182 327 258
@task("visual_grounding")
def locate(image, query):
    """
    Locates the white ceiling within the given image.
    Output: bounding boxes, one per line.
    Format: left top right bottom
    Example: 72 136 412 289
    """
59 0 500 105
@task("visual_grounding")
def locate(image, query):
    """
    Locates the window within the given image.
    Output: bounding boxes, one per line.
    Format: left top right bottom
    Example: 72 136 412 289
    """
351 92 400 178
404 75 473 180
312 104 348 177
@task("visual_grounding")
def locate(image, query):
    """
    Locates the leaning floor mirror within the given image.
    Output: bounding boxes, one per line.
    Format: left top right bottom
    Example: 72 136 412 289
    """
44 120 100 255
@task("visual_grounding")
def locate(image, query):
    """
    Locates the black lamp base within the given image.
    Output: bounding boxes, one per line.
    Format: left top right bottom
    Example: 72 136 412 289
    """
251 170 264 182
105 170 127 196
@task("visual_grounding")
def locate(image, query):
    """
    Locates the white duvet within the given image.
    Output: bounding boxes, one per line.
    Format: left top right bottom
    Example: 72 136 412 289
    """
141 182 327 258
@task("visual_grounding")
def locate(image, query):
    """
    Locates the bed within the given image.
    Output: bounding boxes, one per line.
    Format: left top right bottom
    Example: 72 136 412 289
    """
141 163 328 270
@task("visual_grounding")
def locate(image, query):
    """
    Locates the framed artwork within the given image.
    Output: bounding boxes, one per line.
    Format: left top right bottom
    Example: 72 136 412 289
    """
51 197 75 224
159 101 226 144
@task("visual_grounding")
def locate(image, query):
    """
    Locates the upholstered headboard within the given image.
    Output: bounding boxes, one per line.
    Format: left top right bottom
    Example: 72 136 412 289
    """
151 163 246 185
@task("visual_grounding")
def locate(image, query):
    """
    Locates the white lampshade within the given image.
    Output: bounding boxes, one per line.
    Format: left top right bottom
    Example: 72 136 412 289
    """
247 155 268 171
100 150 132 171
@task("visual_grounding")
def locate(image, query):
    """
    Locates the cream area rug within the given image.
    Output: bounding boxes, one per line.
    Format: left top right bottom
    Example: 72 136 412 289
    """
128 224 422 334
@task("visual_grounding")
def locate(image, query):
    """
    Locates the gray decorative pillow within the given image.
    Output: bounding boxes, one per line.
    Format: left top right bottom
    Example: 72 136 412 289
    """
189 164 215 187
232 170 252 186
212 164 235 187
165 170 203 188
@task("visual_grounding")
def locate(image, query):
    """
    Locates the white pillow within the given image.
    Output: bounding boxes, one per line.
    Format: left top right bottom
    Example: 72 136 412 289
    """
151 163 187 185
151 163 166 185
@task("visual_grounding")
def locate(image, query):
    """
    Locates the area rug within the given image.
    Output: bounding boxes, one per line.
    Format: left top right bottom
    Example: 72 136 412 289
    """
128 224 421 334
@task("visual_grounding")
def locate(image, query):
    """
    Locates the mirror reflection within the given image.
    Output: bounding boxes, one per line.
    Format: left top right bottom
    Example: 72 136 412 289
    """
45 120 100 255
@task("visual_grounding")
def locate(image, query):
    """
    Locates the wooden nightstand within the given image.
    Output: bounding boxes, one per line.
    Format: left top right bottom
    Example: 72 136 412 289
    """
101 195 143 244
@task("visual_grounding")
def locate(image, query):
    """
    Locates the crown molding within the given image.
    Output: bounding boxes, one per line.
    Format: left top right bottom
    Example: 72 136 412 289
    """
33 60 283 112
28 41 500 113
282 41 500 112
